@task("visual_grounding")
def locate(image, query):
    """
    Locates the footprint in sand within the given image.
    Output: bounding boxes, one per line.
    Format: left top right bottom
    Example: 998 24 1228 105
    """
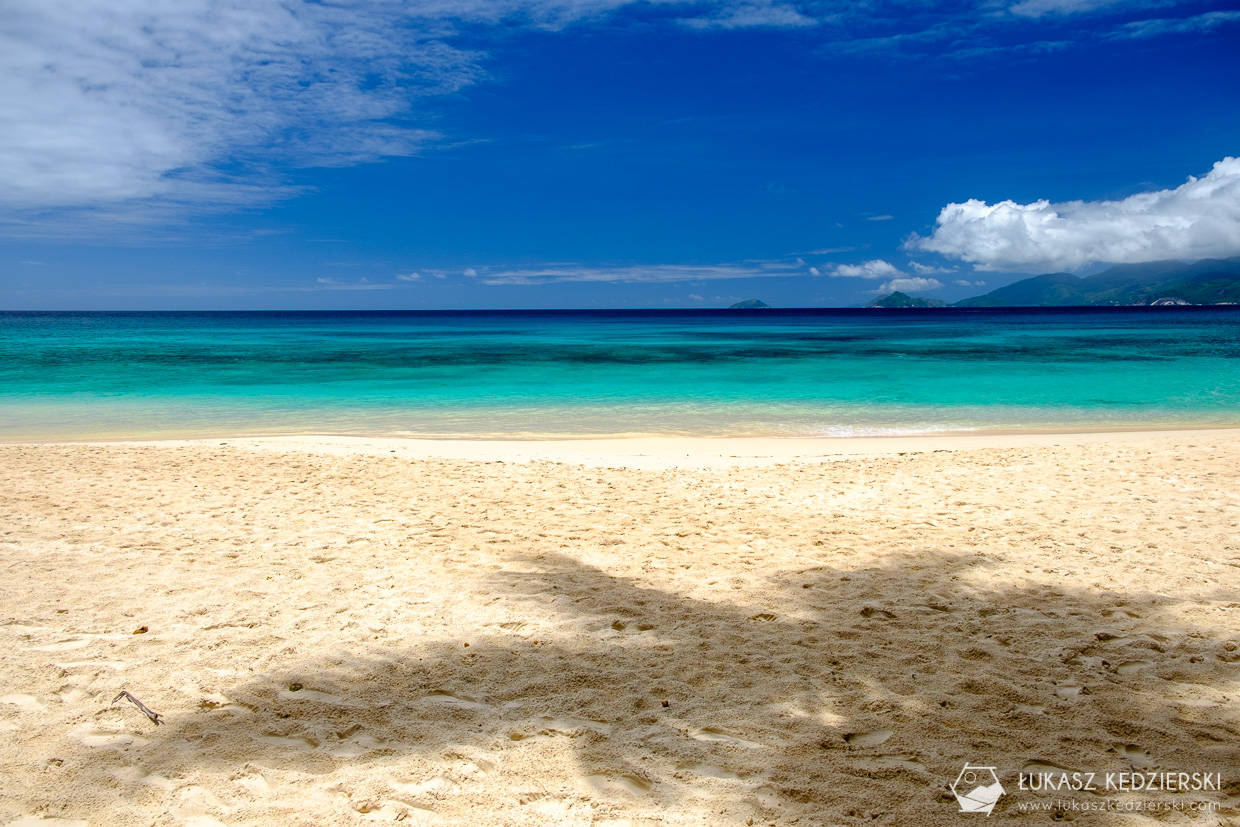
688 727 763 748
1116 660 1152 676
31 637 97 652
277 687 357 706
584 774 653 797
844 729 893 747
110 766 177 790
754 785 781 808
519 795 578 819
71 723 150 748
58 687 88 704
330 730 396 758
1054 684 1083 700
55 660 127 671
1117 744 1157 769
454 759 496 781
235 772 274 797
533 715 612 738
353 800 440 822
170 784 232 827
424 692 490 711
390 775 459 797
676 762 750 781
609 619 655 632
0 694 46 713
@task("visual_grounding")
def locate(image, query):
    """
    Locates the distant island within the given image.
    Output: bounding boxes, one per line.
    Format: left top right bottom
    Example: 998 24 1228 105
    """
870 257 1240 308
865 291 946 308
729 299 772 309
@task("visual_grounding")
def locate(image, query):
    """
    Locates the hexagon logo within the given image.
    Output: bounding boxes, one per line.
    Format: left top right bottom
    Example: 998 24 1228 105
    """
951 763 1005 815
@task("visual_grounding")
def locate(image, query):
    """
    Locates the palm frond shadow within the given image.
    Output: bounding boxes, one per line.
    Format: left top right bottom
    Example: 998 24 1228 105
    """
91 546 1240 823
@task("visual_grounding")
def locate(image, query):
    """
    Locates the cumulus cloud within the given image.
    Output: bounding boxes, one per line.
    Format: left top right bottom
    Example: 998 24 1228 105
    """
829 259 903 278
906 157 1240 272
877 277 944 294
396 273 421 282
953 279 986 287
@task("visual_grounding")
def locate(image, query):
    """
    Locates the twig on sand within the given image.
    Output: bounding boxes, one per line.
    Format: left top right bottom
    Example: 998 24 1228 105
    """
112 691 163 726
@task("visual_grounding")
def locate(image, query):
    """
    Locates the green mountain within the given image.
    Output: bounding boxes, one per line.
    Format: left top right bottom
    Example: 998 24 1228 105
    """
954 257 1240 307
729 299 771 309
866 291 947 308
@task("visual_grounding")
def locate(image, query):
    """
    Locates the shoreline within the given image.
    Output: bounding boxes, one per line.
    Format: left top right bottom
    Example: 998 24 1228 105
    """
19 424 1240 468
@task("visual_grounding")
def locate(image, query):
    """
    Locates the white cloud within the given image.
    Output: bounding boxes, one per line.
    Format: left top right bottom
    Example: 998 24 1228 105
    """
463 261 800 284
312 276 393 291
1007 0 1126 18
878 277 943 294
953 279 986 287
866 214 895 221
679 1 817 29
0 1 484 220
396 273 421 282
906 157 1240 272
908 261 956 275
5 0 1227 235
0 0 830 228
829 259 903 278
1111 10 1240 38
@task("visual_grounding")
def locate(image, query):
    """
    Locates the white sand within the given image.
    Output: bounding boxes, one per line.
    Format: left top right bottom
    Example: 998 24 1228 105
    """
1 430 1238 825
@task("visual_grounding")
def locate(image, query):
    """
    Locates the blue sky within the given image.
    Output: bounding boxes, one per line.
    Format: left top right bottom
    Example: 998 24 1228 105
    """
2 0 1238 309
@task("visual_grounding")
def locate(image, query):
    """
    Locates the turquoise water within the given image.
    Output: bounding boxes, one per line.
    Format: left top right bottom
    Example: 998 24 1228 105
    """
2 308 1239 439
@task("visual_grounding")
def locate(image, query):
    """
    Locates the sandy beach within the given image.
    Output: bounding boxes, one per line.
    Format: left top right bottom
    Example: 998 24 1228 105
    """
1 430 1238 825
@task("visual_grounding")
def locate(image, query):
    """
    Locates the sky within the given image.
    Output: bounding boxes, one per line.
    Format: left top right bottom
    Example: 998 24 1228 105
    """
1 0 1238 309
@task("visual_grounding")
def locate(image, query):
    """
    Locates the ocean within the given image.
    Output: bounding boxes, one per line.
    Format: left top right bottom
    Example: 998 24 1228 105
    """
2 308 1239 440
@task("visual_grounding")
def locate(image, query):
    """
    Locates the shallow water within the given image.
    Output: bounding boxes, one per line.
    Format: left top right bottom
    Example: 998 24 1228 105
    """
2 308 1239 439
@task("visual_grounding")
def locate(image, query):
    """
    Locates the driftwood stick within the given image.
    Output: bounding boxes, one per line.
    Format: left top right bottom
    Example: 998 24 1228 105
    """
112 691 163 725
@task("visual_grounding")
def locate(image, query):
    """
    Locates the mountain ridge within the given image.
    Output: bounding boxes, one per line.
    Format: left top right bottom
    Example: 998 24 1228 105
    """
951 257 1240 307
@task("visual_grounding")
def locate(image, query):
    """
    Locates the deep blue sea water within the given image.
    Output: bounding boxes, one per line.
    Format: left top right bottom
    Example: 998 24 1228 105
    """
2 308 1239 440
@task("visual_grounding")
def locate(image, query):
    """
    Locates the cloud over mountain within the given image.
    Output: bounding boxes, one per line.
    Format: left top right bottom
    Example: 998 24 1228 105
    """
906 157 1240 272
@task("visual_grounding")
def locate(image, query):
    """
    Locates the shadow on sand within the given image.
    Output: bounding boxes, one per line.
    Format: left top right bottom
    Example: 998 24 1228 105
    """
77 544 1240 824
